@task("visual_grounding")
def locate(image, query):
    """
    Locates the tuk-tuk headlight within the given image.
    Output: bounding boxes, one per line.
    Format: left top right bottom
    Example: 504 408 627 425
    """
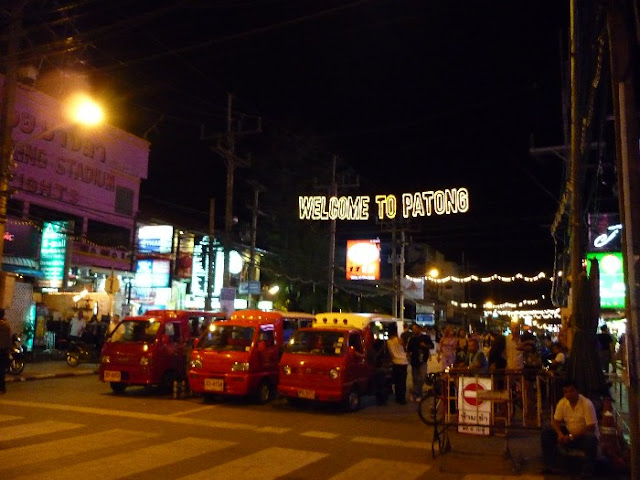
231 362 249 372
140 356 151 366
282 365 292 375
329 368 340 379
101 355 110 364
190 359 202 369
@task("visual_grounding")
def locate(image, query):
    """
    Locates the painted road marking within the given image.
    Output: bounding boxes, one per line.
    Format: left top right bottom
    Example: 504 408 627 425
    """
179 447 327 480
351 435 426 450
168 405 219 416
0 420 82 442
301 430 341 439
12 437 236 480
0 428 156 469
0 414 21 422
328 458 430 479
463 476 543 480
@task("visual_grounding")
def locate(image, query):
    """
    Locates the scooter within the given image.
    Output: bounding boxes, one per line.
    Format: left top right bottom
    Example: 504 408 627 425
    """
66 339 100 367
7 334 25 375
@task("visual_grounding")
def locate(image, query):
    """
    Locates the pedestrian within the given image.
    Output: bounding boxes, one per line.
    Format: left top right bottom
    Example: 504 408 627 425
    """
387 323 408 405
597 325 615 374
466 338 488 370
0 309 12 394
107 314 121 336
540 379 600 476
488 331 507 371
438 326 457 368
69 311 86 342
407 323 434 401
455 328 468 366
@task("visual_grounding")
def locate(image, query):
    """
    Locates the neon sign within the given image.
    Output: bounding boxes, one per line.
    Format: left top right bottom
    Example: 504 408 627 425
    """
593 224 622 249
299 188 469 220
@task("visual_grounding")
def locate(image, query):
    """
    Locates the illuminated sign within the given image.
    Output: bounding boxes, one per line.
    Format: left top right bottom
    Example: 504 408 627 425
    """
298 188 469 220
346 239 381 280
191 235 210 297
588 213 621 252
135 259 171 288
4 220 40 259
137 225 174 254
39 221 68 288
586 252 625 309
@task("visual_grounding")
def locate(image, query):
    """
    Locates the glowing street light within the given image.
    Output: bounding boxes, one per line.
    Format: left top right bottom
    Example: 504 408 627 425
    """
65 93 105 127
427 267 440 278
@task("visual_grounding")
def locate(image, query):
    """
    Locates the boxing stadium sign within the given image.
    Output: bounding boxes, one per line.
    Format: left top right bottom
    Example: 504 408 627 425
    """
298 188 469 221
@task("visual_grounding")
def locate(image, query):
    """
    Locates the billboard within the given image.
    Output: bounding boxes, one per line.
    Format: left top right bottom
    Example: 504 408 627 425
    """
346 239 381 280
38 221 69 288
586 252 625 310
137 225 174 254
134 259 171 288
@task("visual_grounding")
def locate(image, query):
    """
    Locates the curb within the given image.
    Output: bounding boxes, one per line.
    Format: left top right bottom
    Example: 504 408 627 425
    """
6 369 99 383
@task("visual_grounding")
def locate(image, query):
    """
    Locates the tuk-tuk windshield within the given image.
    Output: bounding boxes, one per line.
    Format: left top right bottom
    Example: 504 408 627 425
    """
108 320 161 343
284 330 346 356
198 325 255 351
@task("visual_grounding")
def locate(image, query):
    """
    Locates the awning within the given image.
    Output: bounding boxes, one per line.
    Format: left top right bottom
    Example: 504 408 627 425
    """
2 256 44 278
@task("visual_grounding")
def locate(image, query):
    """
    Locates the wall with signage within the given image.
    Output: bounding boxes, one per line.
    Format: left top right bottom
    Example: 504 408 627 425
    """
3 77 149 231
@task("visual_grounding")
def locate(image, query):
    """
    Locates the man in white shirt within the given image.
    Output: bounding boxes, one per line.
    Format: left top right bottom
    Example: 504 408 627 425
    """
540 380 600 476
69 312 86 341
387 324 408 405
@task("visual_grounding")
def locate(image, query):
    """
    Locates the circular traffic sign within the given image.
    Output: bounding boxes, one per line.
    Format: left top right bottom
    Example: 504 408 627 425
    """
462 382 486 407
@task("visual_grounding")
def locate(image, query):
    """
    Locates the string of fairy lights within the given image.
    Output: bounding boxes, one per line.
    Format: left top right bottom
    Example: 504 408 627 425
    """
406 271 550 284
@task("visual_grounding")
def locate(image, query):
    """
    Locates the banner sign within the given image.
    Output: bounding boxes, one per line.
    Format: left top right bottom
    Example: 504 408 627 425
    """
299 188 469 221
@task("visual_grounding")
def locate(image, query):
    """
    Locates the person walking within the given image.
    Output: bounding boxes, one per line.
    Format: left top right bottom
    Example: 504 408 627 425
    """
0 309 12 394
407 323 434 402
438 326 457 369
387 323 408 405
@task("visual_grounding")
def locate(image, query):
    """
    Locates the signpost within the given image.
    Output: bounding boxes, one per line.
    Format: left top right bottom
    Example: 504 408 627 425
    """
457 376 492 435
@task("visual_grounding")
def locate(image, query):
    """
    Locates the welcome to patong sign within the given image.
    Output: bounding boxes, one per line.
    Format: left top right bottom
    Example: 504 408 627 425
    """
299 188 469 221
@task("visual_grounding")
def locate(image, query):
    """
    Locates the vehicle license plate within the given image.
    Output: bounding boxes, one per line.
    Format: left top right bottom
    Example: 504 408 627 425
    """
204 378 224 391
298 389 315 399
104 370 121 382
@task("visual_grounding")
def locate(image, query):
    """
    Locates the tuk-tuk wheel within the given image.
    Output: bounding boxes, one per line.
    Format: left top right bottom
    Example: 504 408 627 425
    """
256 379 272 404
110 382 127 394
344 386 361 412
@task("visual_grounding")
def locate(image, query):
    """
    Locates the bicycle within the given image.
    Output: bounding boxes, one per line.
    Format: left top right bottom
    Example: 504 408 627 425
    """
418 371 452 457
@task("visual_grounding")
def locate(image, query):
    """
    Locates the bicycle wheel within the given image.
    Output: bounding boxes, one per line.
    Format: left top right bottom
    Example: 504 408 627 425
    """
418 391 445 426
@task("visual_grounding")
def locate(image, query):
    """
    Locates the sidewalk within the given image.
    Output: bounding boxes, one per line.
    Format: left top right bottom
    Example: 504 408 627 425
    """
6 358 98 383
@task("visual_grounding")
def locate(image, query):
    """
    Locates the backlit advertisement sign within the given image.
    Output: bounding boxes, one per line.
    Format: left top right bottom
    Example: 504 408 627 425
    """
346 239 381 280
586 252 625 309
137 225 174 254
135 259 171 288
4 219 40 259
588 213 621 252
39 221 68 288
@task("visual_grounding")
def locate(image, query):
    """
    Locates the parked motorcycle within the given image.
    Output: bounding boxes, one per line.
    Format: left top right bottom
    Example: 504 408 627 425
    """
8 334 25 375
66 339 100 367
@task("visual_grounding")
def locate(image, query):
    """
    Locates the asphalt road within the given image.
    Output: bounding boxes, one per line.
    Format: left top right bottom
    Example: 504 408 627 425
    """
0 375 441 480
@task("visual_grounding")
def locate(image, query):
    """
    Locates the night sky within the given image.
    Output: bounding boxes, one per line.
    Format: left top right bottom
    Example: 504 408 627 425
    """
12 1 570 281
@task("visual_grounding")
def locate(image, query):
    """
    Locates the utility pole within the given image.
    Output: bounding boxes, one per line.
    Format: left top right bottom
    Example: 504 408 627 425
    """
607 0 640 475
0 1 26 265
314 155 359 312
201 93 260 289
568 0 583 343
328 156 337 312
246 180 265 309
205 198 215 311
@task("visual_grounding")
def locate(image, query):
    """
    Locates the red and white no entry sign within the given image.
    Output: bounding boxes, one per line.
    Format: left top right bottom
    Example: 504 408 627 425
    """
462 382 486 407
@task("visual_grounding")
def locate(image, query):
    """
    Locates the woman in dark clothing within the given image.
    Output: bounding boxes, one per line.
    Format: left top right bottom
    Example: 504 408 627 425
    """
488 332 507 370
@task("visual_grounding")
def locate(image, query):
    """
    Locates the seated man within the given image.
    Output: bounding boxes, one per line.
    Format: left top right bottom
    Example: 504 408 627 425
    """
540 379 600 476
